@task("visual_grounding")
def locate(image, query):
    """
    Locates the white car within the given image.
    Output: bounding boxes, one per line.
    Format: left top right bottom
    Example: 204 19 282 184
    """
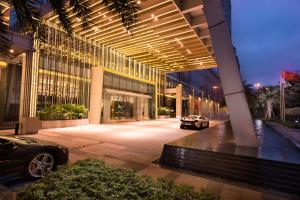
180 115 209 129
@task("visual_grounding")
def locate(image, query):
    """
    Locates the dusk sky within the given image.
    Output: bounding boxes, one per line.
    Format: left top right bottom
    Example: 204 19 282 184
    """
231 0 300 86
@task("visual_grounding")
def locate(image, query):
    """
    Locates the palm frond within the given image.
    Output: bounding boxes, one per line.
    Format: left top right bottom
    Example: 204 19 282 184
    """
47 0 73 35
0 12 11 56
70 0 92 29
103 0 139 33
11 0 41 33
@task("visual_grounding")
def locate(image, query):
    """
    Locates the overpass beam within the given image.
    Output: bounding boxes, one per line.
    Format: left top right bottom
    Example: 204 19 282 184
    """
203 0 257 147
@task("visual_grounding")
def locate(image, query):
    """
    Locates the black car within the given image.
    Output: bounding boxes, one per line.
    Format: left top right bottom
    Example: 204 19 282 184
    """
0 136 68 182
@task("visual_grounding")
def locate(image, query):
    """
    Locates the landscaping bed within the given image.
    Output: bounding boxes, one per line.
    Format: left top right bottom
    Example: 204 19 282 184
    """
18 159 216 200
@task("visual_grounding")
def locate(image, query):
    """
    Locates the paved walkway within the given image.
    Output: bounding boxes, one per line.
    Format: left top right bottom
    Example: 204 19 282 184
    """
23 119 297 200
264 121 300 148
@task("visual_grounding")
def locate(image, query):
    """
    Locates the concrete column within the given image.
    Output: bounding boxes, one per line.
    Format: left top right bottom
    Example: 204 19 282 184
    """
176 84 182 118
144 98 149 120
19 50 37 119
197 98 202 115
136 97 143 121
103 92 111 123
19 50 40 134
204 0 257 147
189 96 195 115
88 67 104 124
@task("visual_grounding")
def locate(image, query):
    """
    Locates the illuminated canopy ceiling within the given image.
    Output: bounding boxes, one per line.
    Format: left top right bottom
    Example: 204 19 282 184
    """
0 1 10 28
43 0 217 72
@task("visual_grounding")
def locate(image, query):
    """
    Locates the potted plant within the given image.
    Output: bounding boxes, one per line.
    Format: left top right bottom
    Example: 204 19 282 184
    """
158 107 171 119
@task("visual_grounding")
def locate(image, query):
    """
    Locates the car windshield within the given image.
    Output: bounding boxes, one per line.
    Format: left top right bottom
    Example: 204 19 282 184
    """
186 115 199 119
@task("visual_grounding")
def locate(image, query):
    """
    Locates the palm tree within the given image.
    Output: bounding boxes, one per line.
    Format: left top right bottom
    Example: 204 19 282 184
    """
258 87 279 119
0 0 138 54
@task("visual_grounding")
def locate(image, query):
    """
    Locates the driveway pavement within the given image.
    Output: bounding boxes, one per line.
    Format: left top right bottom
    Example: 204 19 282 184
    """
26 119 220 170
21 119 297 200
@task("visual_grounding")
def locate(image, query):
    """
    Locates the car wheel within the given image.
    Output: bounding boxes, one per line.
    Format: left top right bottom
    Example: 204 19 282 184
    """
199 122 203 130
26 152 56 178
206 121 209 128
180 125 185 129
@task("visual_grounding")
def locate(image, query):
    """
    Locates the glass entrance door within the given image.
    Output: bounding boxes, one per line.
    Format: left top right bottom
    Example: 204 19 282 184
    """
110 95 136 121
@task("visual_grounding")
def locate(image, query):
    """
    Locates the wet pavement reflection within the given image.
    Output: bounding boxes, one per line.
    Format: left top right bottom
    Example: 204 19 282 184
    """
168 119 300 164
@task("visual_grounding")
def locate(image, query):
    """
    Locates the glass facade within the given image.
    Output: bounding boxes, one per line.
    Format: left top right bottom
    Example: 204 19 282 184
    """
102 72 155 122
110 95 136 120
34 23 161 122
36 26 92 115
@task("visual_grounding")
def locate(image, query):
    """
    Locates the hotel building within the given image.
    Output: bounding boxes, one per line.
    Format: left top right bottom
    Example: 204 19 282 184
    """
0 0 257 147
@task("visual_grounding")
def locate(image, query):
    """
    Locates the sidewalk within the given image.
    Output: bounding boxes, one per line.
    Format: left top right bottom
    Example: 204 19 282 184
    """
265 121 300 148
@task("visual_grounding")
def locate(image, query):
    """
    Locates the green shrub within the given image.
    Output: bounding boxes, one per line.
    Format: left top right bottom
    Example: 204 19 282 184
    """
158 107 170 116
38 104 87 120
18 159 217 200
263 119 300 129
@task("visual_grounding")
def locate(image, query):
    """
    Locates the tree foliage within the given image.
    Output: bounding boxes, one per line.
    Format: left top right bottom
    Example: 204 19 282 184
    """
0 0 139 54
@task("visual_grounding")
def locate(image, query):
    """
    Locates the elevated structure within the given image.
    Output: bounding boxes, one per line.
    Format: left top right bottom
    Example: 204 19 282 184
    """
0 0 257 147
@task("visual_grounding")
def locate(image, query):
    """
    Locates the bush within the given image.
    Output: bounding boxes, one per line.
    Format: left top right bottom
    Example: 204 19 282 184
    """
18 159 217 200
158 107 170 116
38 104 87 120
263 119 300 129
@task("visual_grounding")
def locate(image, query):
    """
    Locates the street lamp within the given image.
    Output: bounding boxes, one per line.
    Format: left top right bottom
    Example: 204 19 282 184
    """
212 86 219 101
254 82 262 89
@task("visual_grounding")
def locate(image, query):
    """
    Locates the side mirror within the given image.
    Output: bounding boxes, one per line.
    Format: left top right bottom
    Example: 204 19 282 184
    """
1 142 16 151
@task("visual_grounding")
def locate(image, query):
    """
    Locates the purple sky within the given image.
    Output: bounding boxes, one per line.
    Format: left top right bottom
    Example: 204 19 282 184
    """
231 0 300 86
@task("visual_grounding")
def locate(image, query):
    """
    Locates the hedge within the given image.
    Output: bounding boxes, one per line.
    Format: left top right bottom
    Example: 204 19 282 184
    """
18 159 217 200
38 104 87 120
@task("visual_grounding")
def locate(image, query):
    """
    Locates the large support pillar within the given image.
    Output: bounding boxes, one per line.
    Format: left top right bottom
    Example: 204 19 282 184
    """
189 95 195 115
88 66 104 124
19 49 40 134
103 92 111 123
176 84 182 118
203 0 257 147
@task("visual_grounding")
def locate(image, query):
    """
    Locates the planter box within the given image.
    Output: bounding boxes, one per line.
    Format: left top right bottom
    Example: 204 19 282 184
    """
20 117 41 135
158 115 170 119
41 119 89 129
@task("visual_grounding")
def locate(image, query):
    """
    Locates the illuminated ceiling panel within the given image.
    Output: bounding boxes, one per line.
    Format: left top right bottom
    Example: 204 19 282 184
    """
44 0 216 72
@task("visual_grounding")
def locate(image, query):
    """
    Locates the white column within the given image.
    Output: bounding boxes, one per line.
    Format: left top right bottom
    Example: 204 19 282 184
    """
103 92 111 123
176 84 182 118
189 95 195 115
19 51 36 119
88 66 104 124
136 97 143 121
204 0 257 147
19 50 40 134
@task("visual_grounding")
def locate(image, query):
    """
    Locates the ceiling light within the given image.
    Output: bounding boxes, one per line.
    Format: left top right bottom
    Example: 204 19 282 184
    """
137 0 141 4
9 49 14 53
93 27 99 32
103 15 107 18
109 18 112 21
151 14 154 18
77 18 81 22
154 17 158 21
